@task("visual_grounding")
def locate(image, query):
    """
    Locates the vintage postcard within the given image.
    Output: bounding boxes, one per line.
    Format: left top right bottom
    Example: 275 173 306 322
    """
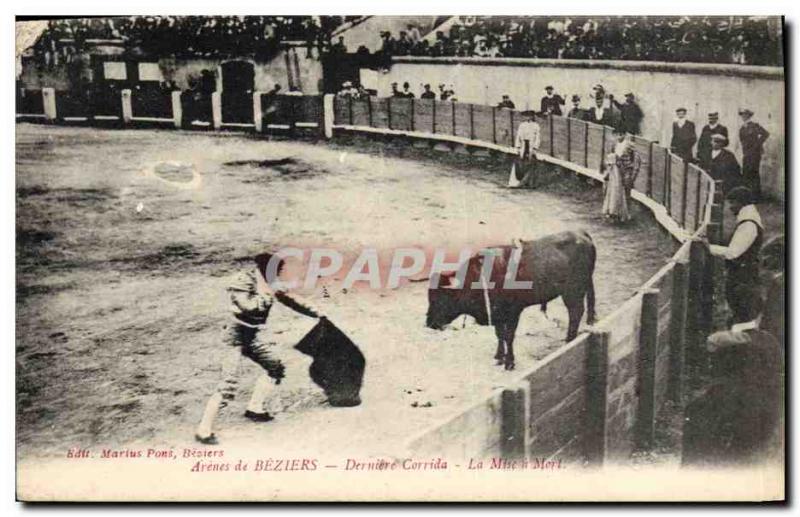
15 14 785 501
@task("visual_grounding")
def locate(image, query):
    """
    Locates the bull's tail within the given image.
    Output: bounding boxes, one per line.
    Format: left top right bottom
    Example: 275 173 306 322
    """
585 233 597 325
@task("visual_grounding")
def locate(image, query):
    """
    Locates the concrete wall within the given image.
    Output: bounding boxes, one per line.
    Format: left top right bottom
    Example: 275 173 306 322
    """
378 57 785 199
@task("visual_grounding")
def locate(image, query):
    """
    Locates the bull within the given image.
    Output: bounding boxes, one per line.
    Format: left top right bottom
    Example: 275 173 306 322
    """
425 230 597 370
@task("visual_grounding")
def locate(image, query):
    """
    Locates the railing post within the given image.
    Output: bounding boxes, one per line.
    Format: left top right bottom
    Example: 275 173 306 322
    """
585 330 609 467
387 97 392 130
322 93 334 138
121 89 133 125
367 96 373 127
647 142 654 197
432 100 436 134
708 180 725 244
451 102 456 136
694 171 703 232
500 382 530 460
566 117 572 162
42 88 57 122
469 104 475 140
668 261 690 404
636 290 659 450
211 91 222 130
688 239 711 370
681 161 689 227
600 126 606 168
171 91 182 129
252 92 263 133
584 122 589 167
664 152 671 213
410 99 415 132
348 95 354 126
491 107 497 144
549 114 555 156
510 111 515 146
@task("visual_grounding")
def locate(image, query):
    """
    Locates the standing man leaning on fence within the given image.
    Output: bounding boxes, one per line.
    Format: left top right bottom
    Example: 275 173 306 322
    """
509 110 540 189
708 134 742 195
670 107 697 162
567 95 586 121
709 186 764 326
697 112 729 171
737 108 770 201
540 86 565 116
609 92 643 135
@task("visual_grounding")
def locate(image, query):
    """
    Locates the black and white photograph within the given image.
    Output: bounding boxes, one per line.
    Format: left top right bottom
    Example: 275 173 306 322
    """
12 11 786 502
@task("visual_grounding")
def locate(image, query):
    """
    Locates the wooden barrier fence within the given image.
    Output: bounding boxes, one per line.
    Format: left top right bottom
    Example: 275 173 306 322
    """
16 92 721 465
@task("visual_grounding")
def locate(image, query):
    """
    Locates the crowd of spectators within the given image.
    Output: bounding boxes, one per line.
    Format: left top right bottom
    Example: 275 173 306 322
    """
34 16 362 61
379 16 782 66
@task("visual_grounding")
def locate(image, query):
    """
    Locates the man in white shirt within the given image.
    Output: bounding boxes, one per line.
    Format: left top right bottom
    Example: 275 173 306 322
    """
710 186 764 325
510 111 540 189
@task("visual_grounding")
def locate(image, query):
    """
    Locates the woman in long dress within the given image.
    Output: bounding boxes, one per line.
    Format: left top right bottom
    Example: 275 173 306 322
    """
601 152 630 222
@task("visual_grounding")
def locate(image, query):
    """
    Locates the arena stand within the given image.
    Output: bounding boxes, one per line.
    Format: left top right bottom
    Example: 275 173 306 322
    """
16 88 722 465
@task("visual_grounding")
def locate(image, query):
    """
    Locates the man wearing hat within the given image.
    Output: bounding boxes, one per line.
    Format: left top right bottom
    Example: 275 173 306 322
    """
737 108 770 199
589 96 614 127
420 84 436 100
390 82 402 98
497 94 515 110
610 92 644 135
670 107 697 162
697 112 729 170
509 110 540 189
540 86 565 116
709 133 742 195
401 81 415 98
567 95 586 121
709 186 765 326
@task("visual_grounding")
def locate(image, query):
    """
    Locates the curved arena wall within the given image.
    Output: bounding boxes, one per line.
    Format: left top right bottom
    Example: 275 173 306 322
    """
378 56 784 200
15 89 721 464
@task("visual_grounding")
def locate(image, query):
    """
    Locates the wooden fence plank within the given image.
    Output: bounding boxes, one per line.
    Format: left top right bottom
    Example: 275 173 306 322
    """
636 290 659 450
585 331 610 466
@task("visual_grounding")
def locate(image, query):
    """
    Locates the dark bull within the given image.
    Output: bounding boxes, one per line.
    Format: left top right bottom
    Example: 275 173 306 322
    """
295 317 365 407
426 230 597 370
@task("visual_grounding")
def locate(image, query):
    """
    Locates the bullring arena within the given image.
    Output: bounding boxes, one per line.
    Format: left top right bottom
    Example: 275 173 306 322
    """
15 15 785 501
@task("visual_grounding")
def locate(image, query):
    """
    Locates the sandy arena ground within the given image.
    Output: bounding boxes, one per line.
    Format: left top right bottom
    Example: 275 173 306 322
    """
16 124 673 460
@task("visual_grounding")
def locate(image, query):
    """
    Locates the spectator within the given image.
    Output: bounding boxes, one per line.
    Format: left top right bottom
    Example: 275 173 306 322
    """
710 186 765 325
588 96 614 127
613 127 642 203
401 82 415 98
602 150 630 223
497 94 515 109
509 110 540 189
438 84 455 101
683 234 783 468
540 86 565 116
708 133 742 194
670 107 697 162
330 36 347 56
407 23 421 44
737 108 770 200
566 95 586 120
697 112 729 170
610 92 644 135
420 84 436 100
390 82 401 98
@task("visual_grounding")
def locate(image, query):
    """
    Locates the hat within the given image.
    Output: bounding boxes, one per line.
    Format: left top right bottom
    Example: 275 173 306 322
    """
342 81 352 88
711 134 728 145
424 83 431 88
708 112 719 117
675 107 687 113
624 92 634 99
502 94 509 98
545 85 554 90
738 108 754 117
571 94 581 102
